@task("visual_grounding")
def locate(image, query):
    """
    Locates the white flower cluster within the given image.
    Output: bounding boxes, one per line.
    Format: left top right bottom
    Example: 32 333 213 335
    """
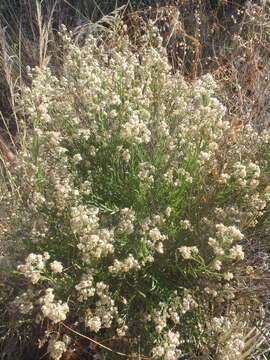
229 244 245 260
152 330 182 360
46 131 62 147
233 161 261 187
85 312 102 333
53 178 74 209
50 260 63 273
119 147 131 163
70 205 114 261
140 212 166 235
205 280 236 300
39 288 69 323
178 246 199 260
108 253 140 273
148 227 167 254
47 338 67 360
84 282 118 331
73 153 83 163
17 252 50 284
181 291 198 314
116 324 129 337
77 228 114 261
151 291 198 335
70 205 99 234
216 223 244 242
12 289 35 314
248 193 267 212
208 316 246 360
179 219 193 231
163 167 193 186
208 224 244 258
117 207 136 235
149 228 163 241
223 272 234 281
120 112 151 144
211 259 222 271
75 271 95 302
80 179 92 195
138 162 156 189
151 306 167 334
213 206 241 224
31 191 46 206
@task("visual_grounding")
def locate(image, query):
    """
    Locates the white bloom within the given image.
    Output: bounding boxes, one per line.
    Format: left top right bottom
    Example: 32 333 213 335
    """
116 325 128 337
178 246 198 259
149 228 162 241
224 272 234 281
209 142 218 151
73 153 82 163
208 237 217 246
152 345 165 357
218 173 231 183
109 254 140 273
156 242 164 254
199 151 211 161
234 162 247 178
55 146 68 155
204 287 218 297
43 252 50 260
17 253 48 284
40 288 69 323
166 330 180 346
212 260 222 271
77 128 90 140
230 244 245 260
47 339 67 360
164 349 177 360
50 261 63 273
122 149 131 163
85 314 102 333
180 219 192 230
229 226 244 240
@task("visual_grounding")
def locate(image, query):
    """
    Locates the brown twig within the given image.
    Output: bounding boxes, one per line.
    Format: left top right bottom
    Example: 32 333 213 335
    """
60 322 153 360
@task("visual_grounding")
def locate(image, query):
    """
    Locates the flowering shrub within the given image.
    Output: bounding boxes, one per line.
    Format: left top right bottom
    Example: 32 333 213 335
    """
2 24 270 359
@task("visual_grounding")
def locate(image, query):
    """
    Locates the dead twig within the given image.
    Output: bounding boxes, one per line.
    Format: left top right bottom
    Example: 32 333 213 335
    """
60 322 153 360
